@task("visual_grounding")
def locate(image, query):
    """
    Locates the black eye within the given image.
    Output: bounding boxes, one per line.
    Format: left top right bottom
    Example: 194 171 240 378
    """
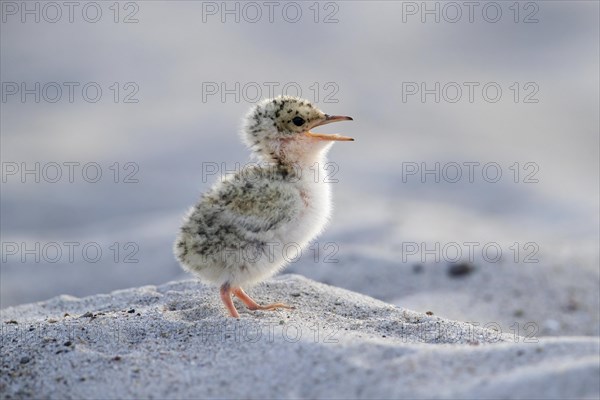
292 116 305 126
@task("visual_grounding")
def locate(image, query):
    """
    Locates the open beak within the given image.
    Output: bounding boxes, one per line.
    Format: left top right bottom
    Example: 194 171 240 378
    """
305 114 354 141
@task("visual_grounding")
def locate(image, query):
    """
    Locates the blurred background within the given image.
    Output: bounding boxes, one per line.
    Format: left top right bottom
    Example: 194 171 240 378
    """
1 1 598 336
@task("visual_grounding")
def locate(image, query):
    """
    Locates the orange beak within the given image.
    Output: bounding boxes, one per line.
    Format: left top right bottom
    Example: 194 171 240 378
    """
305 114 354 141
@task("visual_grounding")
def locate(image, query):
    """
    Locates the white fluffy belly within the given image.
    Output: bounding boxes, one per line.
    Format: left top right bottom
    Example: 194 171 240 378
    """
175 174 332 288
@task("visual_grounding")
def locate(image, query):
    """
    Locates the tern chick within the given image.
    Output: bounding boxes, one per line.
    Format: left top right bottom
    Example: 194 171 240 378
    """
174 96 353 318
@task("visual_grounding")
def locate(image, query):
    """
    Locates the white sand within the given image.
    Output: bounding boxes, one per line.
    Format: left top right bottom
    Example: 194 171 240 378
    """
1 274 598 399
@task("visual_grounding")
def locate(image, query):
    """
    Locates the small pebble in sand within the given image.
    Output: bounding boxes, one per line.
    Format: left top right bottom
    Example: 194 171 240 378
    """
513 309 524 317
447 262 476 277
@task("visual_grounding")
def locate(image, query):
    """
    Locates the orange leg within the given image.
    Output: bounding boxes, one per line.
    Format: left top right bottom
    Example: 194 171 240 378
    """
232 287 295 312
220 283 240 318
